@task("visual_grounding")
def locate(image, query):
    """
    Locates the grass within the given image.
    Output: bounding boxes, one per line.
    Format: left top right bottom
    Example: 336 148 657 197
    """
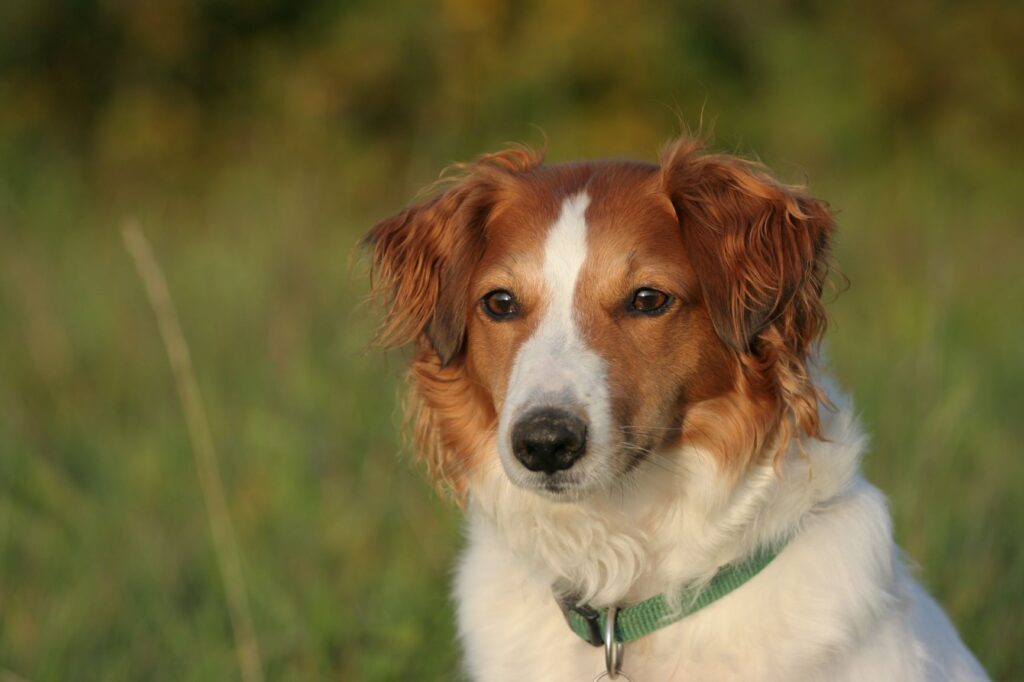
0 161 463 680
1 141 1021 680
121 222 263 682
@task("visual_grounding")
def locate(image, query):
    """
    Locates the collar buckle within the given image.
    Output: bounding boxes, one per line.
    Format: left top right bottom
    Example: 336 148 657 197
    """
556 596 604 647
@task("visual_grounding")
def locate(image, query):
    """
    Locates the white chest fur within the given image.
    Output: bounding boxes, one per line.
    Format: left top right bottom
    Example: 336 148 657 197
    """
454 394 988 681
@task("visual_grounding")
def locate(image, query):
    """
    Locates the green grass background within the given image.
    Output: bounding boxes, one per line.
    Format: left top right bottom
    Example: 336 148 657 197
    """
1 1 1022 679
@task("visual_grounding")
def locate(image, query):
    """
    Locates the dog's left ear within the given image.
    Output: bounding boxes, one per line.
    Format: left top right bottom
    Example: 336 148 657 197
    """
661 137 835 356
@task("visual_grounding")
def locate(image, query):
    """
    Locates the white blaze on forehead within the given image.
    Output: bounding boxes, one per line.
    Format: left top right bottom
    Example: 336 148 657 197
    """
542 192 591 327
497 191 613 473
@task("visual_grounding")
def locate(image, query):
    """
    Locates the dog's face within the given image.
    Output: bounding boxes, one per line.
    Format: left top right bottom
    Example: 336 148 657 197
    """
366 138 833 501
465 167 733 499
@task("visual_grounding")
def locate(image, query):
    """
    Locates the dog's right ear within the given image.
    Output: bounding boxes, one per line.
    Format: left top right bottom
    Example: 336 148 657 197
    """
363 173 499 367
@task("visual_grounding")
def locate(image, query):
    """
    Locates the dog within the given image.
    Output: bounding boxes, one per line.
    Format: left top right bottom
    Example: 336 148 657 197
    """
364 136 988 681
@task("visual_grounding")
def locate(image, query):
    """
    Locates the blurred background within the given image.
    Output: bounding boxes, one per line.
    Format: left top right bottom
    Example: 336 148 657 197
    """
1 1 1021 680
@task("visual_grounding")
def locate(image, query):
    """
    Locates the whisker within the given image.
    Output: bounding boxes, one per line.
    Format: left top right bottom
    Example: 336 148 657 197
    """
618 424 684 433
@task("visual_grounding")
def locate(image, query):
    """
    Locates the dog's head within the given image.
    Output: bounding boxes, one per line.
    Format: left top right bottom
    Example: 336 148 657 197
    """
365 137 834 501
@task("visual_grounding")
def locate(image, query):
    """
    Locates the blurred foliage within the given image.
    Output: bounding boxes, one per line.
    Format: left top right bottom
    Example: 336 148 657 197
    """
0 1 1022 680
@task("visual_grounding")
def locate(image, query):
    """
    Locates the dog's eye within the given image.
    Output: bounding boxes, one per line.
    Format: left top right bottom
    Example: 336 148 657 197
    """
482 290 519 320
630 288 671 315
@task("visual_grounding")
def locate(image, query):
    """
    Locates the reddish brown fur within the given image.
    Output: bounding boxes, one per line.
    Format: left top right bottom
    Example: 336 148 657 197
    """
364 147 547 492
365 136 835 497
572 165 737 461
660 137 835 467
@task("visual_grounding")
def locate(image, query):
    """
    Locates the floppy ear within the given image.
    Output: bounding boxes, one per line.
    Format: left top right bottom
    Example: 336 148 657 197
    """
363 175 497 366
661 137 834 355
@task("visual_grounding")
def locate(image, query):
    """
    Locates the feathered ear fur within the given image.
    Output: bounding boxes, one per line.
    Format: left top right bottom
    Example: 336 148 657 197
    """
661 136 836 447
363 174 496 366
363 147 543 496
364 148 544 366
661 137 834 356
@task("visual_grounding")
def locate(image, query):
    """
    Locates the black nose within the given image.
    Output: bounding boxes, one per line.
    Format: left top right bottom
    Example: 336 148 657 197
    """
511 408 588 474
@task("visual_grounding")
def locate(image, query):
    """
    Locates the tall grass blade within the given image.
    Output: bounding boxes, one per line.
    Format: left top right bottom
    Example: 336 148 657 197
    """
121 221 264 682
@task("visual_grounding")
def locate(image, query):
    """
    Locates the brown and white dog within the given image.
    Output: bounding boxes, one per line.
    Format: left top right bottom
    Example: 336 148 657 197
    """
364 136 987 681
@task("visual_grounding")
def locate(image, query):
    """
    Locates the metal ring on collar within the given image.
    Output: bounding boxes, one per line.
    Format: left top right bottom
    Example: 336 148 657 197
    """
604 605 623 679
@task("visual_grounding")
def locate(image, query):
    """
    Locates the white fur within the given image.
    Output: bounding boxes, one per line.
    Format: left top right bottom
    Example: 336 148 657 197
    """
456 387 988 681
497 192 617 499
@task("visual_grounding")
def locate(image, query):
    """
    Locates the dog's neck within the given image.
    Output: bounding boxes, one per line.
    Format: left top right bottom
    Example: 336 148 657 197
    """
467 380 866 607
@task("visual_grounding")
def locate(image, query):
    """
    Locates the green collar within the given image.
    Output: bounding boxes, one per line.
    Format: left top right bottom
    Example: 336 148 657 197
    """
557 544 785 646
